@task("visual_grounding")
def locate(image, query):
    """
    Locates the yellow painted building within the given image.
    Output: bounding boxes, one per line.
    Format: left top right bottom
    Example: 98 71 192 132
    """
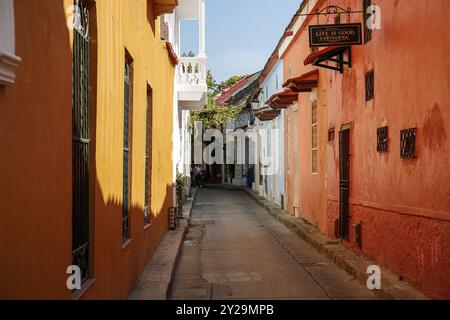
0 0 178 299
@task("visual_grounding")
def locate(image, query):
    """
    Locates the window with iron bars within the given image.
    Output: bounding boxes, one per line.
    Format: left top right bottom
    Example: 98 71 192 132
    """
312 101 318 174
328 128 335 142
144 86 153 227
365 70 374 101
72 0 91 286
377 126 388 152
363 0 372 44
400 128 417 158
123 55 133 244
335 14 341 25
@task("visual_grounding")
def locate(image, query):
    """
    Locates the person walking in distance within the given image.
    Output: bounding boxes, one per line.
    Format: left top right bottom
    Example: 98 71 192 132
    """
195 165 203 188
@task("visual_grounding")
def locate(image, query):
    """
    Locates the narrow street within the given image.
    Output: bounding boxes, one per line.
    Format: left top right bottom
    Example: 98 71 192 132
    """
170 187 376 300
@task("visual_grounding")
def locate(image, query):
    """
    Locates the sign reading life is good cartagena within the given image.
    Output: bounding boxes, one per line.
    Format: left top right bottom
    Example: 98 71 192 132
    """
309 23 362 47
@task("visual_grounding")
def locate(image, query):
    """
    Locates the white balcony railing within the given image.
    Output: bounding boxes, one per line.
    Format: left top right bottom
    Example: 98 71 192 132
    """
176 56 207 86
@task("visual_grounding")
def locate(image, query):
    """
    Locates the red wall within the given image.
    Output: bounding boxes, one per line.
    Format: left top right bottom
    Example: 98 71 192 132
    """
326 0 450 299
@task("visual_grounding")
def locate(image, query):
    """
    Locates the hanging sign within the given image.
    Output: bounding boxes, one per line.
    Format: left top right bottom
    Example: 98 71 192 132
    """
309 23 362 47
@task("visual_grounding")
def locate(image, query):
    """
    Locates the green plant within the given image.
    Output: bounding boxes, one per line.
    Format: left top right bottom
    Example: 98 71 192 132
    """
190 72 245 131
176 173 190 207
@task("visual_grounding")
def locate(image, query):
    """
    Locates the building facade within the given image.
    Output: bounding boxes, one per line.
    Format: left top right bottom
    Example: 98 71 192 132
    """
0 0 196 300
254 59 285 208
275 0 450 298
169 0 208 183
321 0 450 299
276 0 328 233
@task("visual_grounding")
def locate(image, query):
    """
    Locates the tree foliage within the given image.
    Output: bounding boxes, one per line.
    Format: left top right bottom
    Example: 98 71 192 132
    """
191 71 244 130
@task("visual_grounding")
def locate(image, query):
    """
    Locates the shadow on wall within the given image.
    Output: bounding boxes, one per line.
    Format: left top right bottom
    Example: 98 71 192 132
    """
78 178 174 300
0 0 174 300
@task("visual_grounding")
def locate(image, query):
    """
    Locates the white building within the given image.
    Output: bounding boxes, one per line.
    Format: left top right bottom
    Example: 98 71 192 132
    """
254 60 285 208
162 0 208 199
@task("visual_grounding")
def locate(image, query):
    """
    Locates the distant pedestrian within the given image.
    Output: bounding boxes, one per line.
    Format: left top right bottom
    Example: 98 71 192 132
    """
194 165 203 188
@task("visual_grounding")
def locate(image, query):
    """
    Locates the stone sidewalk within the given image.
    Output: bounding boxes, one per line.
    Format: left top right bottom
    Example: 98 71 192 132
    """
242 187 428 300
170 188 377 300
128 189 198 300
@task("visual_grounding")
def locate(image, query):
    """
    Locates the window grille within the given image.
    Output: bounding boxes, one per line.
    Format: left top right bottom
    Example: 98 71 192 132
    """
328 128 335 142
365 70 374 101
363 0 372 44
144 87 153 226
400 128 417 158
123 57 133 243
377 126 388 152
286 111 291 174
72 0 90 284
312 101 318 173
335 14 341 25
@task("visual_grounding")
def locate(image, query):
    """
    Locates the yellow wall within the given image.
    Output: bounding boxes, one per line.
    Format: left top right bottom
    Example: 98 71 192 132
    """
94 0 174 216
82 0 175 299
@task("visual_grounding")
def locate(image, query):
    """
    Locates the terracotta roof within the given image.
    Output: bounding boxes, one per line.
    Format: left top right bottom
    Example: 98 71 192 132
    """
166 42 178 66
216 73 259 107
283 69 319 93
304 46 347 66
254 107 280 121
266 89 298 109
215 75 253 107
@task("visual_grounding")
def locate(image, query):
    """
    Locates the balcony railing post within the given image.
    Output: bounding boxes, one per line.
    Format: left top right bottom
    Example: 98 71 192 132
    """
176 56 207 86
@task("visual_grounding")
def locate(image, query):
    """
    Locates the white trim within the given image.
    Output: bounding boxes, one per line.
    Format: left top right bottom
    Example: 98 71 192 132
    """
0 0 21 87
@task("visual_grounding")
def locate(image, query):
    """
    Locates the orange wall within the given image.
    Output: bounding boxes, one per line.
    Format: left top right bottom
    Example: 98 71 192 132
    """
324 0 450 298
0 0 73 299
282 0 328 232
0 0 175 299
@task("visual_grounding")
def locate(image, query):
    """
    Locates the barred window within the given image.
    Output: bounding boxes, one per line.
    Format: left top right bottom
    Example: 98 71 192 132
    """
144 86 153 227
335 14 341 25
72 0 91 286
312 101 318 174
363 0 372 44
365 70 374 101
286 110 291 174
377 126 388 152
401 128 417 158
328 128 335 142
123 55 134 244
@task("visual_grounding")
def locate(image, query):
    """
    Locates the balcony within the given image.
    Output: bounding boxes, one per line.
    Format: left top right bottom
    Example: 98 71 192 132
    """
176 56 208 110
174 0 207 111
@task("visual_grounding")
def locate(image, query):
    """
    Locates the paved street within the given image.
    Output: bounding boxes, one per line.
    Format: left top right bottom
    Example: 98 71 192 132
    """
169 187 377 300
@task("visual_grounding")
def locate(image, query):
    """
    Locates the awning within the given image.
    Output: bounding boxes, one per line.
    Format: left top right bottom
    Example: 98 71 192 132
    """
304 46 351 73
254 107 280 121
283 69 319 93
266 89 298 109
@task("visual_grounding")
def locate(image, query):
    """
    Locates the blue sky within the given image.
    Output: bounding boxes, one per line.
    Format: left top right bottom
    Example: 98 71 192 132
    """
180 0 300 82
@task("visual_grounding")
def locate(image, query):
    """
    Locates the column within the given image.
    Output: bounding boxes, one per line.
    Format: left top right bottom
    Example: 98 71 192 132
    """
198 0 206 57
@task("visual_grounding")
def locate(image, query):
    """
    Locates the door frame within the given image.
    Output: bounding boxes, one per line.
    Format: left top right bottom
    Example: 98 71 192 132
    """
339 127 351 240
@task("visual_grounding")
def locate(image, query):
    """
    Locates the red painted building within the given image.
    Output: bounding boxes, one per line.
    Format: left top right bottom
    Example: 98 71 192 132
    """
280 0 450 299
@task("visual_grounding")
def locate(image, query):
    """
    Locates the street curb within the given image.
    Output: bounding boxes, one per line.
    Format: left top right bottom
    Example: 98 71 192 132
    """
128 188 198 300
166 188 199 299
241 187 429 300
